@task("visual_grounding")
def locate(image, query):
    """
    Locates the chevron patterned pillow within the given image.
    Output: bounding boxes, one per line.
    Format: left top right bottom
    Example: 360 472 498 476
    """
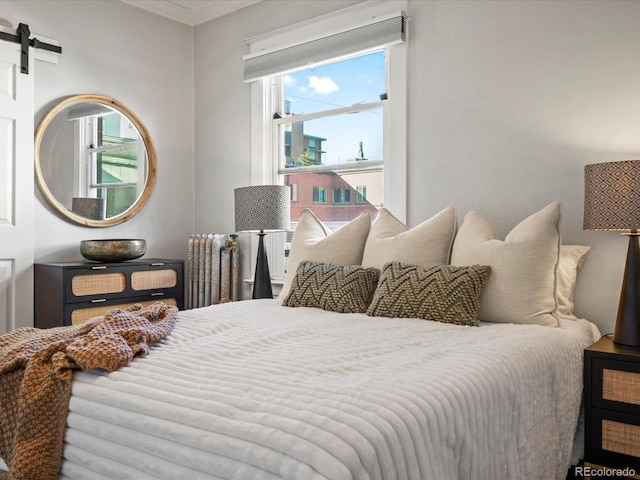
366 262 491 326
283 261 380 313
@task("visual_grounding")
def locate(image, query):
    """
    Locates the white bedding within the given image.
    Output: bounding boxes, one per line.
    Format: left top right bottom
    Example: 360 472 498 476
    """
58 299 597 480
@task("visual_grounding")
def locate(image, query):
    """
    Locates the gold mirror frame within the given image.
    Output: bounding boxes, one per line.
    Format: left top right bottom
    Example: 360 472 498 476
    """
34 94 157 227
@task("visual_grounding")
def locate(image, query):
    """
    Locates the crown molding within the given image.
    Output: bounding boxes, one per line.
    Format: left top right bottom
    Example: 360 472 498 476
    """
122 0 262 26
190 0 262 25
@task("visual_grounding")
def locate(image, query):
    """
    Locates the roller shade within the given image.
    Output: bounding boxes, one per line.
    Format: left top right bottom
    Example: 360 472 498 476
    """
243 13 405 82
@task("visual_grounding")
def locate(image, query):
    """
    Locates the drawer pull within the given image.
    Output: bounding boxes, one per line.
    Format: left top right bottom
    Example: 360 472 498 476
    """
150 292 164 297
91 298 107 303
91 266 108 270
150 263 165 266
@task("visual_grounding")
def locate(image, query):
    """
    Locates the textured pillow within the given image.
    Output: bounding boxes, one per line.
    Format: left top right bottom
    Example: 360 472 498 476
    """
450 202 562 327
366 262 491 326
556 245 590 319
361 207 458 270
283 261 380 313
279 209 371 299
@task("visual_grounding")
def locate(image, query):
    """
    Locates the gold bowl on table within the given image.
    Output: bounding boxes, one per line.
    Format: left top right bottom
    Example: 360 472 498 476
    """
80 239 146 262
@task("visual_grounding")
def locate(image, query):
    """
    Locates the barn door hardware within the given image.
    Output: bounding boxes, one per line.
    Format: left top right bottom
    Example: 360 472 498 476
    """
0 23 62 74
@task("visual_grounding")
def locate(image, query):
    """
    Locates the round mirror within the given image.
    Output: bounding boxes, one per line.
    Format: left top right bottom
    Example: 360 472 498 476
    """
35 94 157 227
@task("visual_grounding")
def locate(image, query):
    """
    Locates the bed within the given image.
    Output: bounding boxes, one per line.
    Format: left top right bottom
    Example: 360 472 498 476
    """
1 202 598 479
55 299 597 480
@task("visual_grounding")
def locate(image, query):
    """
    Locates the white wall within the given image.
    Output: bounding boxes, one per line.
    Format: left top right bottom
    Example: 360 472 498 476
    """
193 0 640 333
0 0 194 263
406 0 640 334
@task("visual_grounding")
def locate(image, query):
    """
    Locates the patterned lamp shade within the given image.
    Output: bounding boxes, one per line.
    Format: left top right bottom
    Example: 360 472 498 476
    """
71 197 106 220
234 185 290 233
584 160 640 231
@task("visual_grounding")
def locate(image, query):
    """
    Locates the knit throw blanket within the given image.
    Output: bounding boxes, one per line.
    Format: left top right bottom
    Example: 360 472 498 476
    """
0 302 178 480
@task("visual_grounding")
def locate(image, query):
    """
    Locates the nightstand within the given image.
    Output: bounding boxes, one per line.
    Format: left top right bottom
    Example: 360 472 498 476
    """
584 336 640 479
34 259 184 328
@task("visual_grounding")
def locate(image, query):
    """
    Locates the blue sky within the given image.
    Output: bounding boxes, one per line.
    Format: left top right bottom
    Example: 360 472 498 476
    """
284 50 385 164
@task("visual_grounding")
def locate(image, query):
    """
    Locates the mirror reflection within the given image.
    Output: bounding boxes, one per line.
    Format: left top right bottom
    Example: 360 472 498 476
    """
35 95 156 227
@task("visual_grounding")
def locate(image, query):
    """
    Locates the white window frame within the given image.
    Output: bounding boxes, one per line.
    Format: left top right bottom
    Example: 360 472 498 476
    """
73 116 145 202
313 186 328 204
290 183 299 202
333 187 351 205
248 1 408 285
356 185 367 204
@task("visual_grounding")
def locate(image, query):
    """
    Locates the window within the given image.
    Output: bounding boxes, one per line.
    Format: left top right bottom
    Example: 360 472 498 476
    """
333 188 351 204
75 112 145 217
312 186 327 203
290 183 299 202
246 2 407 282
276 50 385 226
356 185 367 204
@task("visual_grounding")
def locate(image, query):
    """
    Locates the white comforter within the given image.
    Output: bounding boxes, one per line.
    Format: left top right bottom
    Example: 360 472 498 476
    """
59 300 596 480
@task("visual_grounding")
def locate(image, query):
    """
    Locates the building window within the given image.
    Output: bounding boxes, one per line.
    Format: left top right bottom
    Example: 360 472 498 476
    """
313 187 327 203
356 185 367 204
333 188 351 204
290 183 299 202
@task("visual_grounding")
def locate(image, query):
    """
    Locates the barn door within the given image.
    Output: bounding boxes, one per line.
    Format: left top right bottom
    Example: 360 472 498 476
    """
0 37 34 334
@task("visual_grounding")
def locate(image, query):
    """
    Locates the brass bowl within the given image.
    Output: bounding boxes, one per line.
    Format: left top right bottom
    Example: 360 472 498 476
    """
80 239 146 262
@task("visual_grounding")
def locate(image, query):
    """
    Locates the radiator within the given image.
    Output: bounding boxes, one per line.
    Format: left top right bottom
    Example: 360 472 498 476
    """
186 234 239 309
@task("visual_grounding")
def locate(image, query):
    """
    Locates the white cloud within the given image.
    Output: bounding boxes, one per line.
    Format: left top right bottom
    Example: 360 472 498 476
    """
358 73 373 84
284 74 296 87
307 75 339 95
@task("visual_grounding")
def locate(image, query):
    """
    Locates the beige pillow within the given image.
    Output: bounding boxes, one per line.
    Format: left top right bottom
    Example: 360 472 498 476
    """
450 202 562 326
556 245 590 319
366 262 491 326
361 207 458 270
283 261 380 313
279 209 371 299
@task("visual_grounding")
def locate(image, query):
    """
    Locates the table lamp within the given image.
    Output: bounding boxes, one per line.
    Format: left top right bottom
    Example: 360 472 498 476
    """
584 160 640 346
234 185 290 299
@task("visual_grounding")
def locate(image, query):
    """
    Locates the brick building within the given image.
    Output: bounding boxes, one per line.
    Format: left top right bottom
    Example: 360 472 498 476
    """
284 170 381 223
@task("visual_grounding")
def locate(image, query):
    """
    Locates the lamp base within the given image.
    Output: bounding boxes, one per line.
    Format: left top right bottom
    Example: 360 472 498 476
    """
252 233 273 299
614 233 640 347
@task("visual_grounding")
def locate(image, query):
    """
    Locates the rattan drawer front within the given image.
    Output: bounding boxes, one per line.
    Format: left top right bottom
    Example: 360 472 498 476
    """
71 273 126 296
603 368 640 406
602 419 640 457
71 298 178 325
131 269 178 291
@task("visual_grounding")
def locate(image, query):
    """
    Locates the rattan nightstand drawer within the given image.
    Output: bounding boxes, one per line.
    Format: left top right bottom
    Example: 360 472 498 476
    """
35 259 184 328
603 418 640 458
593 358 640 414
588 409 640 470
131 269 178 290
603 368 640 406
585 337 640 472
71 272 126 296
